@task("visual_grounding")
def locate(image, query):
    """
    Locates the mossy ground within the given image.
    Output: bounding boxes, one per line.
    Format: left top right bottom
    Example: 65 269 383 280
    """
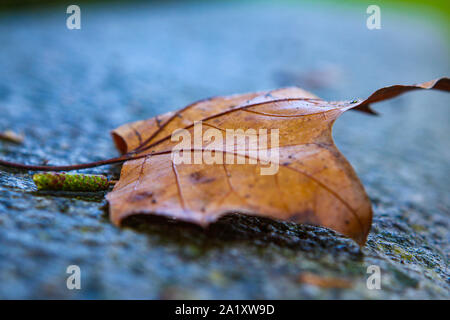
0 1 448 299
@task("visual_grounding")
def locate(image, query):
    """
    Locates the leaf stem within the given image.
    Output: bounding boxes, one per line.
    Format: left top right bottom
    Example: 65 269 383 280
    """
0 156 129 172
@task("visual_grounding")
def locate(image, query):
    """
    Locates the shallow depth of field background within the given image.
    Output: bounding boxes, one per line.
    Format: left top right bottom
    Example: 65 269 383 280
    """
0 0 448 299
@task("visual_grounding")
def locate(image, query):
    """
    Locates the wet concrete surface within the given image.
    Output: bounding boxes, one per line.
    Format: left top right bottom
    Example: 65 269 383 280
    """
0 1 449 298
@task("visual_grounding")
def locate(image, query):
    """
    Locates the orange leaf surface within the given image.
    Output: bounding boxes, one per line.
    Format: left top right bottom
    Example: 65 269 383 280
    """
107 77 449 245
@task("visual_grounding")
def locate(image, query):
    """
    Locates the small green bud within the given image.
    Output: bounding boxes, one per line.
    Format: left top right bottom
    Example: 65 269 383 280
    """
33 172 109 192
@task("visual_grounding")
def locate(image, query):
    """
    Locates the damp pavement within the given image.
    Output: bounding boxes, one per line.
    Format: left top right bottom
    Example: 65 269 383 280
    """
0 1 449 299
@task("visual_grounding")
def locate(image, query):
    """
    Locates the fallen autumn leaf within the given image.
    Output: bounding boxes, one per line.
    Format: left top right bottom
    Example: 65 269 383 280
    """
107 77 450 246
0 77 448 246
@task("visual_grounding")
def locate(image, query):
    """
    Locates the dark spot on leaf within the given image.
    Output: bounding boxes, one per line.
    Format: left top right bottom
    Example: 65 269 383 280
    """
130 191 153 202
189 171 216 184
288 210 320 225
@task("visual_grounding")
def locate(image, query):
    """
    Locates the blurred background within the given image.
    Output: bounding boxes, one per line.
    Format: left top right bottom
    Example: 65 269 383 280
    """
0 0 448 299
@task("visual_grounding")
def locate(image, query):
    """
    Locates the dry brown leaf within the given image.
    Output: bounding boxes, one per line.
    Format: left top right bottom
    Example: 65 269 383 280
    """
107 77 449 245
0 130 24 144
297 272 353 289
